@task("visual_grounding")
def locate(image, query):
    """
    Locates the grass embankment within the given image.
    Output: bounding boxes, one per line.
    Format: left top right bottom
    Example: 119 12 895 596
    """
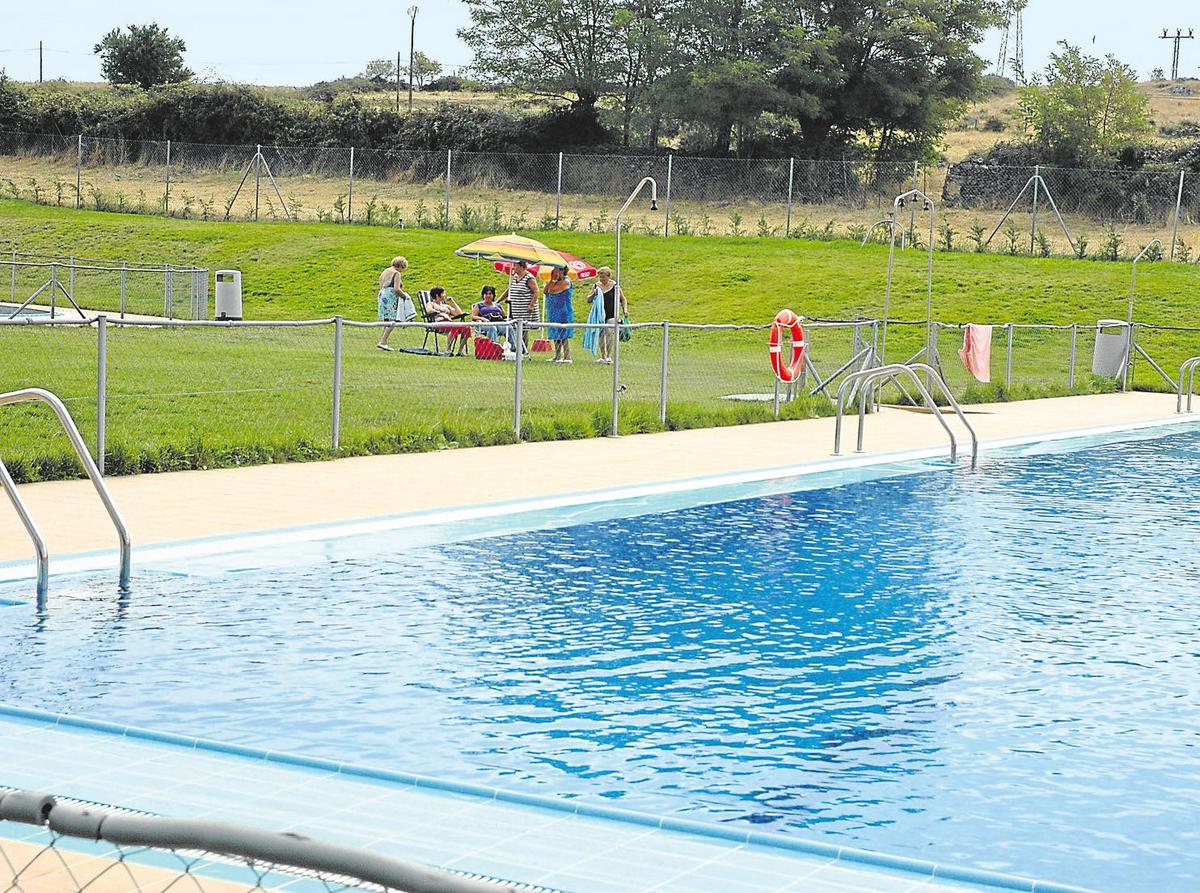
1 199 1198 482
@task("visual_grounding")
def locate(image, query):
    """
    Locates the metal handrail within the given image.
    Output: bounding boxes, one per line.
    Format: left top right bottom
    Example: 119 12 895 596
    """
834 364 978 468
1179 357 1200 413
0 388 130 606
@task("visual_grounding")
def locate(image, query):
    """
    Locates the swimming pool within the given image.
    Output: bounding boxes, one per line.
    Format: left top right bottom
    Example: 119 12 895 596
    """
0 304 49 320
2 423 1199 891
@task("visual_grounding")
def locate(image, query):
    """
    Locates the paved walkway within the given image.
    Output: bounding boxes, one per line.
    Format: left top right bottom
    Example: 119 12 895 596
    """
0 392 1185 562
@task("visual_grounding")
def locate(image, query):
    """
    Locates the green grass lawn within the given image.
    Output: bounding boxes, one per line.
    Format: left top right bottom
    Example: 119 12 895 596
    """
1 199 1198 482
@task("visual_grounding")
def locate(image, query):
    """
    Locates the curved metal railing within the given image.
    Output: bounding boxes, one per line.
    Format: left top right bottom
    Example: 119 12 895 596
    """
0 388 130 606
1178 357 1200 414
834 364 978 468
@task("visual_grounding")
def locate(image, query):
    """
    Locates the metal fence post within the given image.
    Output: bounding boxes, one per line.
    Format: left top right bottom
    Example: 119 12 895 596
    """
331 316 343 450
555 151 563 229
663 155 673 237
119 262 127 318
1030 164 1040 254
254 144 262 222
10 249 15 302
163 264 173 319
164 139 171 216
96 315 107 473
1068 323 1077 390
75 134 82 209
1170 170 1185 260
1005 323 1014 388
785 157 795 237
659 320 669 424
513 319 523 439
908 160 919 239
773 378 781 418
347 147 355 224
444 149 452 226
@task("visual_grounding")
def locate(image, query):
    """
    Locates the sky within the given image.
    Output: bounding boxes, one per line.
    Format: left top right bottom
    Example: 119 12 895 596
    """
1 1 1198 86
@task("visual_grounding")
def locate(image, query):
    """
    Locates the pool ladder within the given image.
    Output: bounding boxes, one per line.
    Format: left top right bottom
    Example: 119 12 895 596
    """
834 364 978 469
0 388 130 607
1178 357 1200 413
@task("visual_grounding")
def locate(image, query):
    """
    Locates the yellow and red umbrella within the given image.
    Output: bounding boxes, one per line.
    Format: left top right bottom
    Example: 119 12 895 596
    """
492 250 597 282
454 233 567 269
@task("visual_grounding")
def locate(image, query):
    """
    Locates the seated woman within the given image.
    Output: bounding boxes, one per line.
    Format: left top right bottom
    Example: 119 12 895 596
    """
471 285 508 344
426 286 471 356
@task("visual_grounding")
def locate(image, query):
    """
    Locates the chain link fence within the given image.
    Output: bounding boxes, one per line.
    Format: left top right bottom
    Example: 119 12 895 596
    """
2 252 208 320
6 131 1200 258
1 314 1196 484
0 789 525 893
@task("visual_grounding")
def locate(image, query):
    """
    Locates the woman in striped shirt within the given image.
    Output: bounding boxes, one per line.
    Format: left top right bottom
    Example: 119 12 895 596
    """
500 260 540 354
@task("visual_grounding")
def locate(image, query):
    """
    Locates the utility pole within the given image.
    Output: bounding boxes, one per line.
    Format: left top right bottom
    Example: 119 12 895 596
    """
39 41 43 82
407 6 418 113
1160 28 1195 80
395 50 401 113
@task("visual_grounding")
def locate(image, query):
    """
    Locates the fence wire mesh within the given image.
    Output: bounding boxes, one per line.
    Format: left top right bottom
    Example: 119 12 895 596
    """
8 131 1200 256
1 315 1197 485
0 792 533 893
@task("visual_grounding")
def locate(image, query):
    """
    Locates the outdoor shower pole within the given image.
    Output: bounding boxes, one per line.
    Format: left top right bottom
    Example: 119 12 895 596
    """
347 147 355 223
1170 170 1185 260
613 177 659 436
513 319 524 438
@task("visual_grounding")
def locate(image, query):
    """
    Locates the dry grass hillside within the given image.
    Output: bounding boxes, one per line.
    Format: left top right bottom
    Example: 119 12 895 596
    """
943 78 1200 163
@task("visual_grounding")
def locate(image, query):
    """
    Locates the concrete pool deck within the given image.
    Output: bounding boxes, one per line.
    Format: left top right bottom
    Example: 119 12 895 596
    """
0 390 1188 563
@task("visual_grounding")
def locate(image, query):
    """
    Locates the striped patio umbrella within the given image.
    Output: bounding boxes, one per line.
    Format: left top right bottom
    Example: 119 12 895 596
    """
454 233 567 269
492 250 598 282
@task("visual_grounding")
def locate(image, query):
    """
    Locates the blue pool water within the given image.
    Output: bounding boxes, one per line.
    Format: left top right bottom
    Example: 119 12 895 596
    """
3 427 1200 891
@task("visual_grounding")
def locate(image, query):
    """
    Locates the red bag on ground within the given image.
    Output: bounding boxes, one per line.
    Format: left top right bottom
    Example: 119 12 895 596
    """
474 337 503 360
531 339 553 353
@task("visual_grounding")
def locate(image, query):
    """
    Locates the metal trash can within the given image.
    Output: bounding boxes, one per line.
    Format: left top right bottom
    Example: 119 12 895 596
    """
1092 319 1129 377
215 270 243 321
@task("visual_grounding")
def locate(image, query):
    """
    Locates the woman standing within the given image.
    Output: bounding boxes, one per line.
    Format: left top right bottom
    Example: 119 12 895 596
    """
500 260 540 355
376 256 414 351
587 266 626 364
544 267 574 363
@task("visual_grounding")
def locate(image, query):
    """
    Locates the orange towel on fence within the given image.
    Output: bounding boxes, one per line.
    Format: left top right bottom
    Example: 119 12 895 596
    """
959 324 993 383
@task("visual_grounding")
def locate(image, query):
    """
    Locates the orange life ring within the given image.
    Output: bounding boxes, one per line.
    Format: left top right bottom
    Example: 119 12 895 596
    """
769 310 807 383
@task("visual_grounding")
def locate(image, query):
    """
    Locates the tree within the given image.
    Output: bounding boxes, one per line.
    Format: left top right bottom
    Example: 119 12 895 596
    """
94 24 193 90
1151 67 1165 82
1019 42 1151 164
363 59 398 85
771 0 1004 159
459 0 616 113
411 52 442 89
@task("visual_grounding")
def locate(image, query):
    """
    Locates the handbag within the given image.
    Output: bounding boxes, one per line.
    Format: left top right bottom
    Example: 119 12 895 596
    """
619 313 632 342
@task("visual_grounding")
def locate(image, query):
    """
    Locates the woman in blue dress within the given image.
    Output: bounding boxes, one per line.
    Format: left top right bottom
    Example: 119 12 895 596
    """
544 266 575 364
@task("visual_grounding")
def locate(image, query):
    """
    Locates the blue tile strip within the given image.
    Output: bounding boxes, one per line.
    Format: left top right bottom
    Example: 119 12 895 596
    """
0 703 1096 893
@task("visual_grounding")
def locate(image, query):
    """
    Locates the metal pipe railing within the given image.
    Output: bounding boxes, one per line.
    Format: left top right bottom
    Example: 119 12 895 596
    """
1179 357 1200 413
0 790 512 893
834 363 978 468
0 388 131 606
